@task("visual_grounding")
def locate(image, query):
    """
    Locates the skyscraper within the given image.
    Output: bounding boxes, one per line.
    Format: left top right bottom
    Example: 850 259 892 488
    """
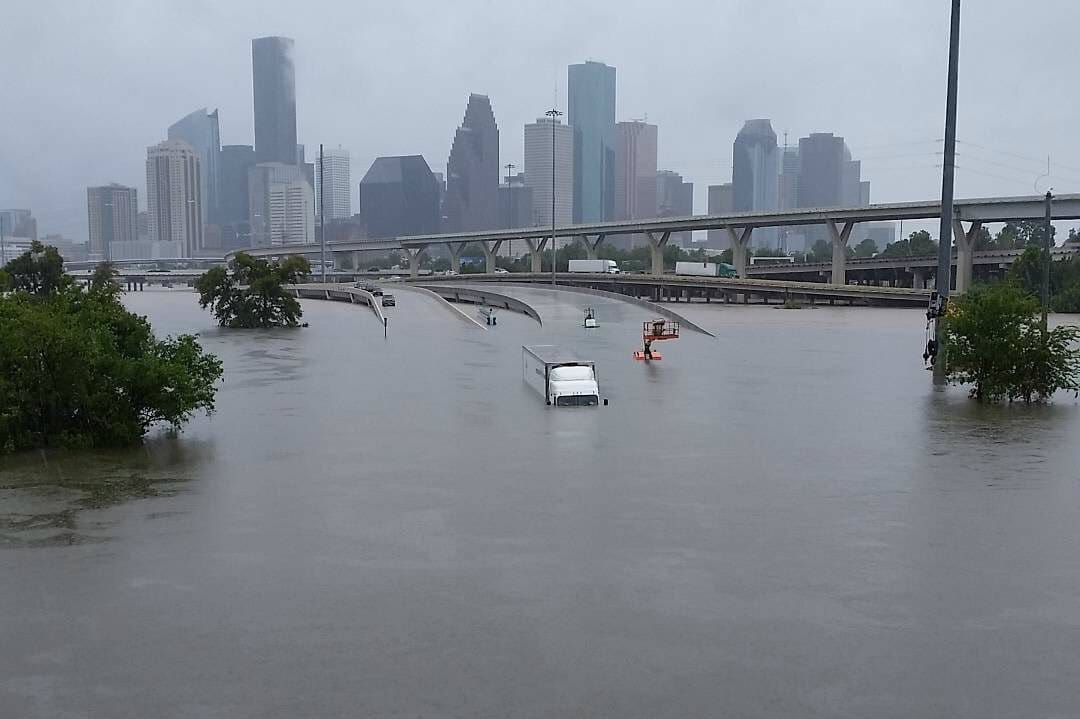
568 61 616 223
614 120 658 221
796 132 869 247
167 108 220 223
315 146 352 220
523 116 573 227
146 140 203 257
443 94 499 232
358 156 441 239
219 145 255 225
252 36 298 165
498 172 532 230
732 119 780 247
248 163 313 246
656 170 693 246
706 183 734 249
87 184 138 260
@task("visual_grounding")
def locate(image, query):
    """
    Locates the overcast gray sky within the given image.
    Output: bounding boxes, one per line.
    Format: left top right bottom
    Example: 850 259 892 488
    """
4 0 1080 240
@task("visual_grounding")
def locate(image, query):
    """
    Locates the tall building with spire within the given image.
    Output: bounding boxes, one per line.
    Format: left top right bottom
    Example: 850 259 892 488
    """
523 115 573 228
443 94 499 232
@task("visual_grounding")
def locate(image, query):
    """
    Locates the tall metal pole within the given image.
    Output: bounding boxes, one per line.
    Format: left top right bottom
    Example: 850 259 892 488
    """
932 0 962 384
546 108 561 286
1042 190 1052 333
319 143 326 283
505 162 516 261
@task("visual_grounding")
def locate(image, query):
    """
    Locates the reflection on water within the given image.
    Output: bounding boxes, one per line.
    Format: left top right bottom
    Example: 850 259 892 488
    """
0 436 213 546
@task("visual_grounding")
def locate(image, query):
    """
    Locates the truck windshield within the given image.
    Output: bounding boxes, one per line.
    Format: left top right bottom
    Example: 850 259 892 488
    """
555 395 599 407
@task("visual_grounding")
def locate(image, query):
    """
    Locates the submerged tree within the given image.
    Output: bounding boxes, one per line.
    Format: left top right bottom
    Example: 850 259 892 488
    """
0 245 222 454
943 282 1080 402
195 253 311 328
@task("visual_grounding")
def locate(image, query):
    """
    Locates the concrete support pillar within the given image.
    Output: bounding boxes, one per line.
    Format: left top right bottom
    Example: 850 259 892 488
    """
405 248 423 279
952 219 982 294
582 234 606 260
826 219 855 285
352 251 362 272
646 231 671 276
525 237 548 273
912 267 927 289
726 226 753 278
447 242 466 274
482 240 503 274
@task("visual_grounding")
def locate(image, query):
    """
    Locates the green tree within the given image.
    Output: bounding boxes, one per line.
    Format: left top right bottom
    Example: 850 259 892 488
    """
752 246 787 258
90 262 120 295
2 240 68 296
971 225 994 251
0 247 222 454
808 239 832 263
853 238 878 258
195 253 311 328
943 282 1080 402
881 230 938 258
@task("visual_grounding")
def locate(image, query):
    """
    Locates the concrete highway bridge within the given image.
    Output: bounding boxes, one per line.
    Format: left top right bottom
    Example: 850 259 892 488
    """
231 193 1080 294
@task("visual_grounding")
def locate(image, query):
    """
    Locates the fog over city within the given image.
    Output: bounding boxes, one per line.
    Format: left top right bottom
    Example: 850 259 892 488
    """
3 0 1080 239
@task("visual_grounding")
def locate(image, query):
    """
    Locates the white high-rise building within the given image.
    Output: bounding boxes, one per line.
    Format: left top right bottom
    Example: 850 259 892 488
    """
524 116 573 228
268 179 315 246
248 163 314 246
315 146 351 220
146 140 203 257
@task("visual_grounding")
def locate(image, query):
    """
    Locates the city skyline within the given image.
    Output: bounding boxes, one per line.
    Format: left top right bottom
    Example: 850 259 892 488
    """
5 1 1080 241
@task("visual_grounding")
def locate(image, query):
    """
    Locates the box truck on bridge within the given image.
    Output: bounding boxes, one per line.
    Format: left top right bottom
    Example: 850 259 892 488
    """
568 259 620 274
522 346 600 407
674 261 737 277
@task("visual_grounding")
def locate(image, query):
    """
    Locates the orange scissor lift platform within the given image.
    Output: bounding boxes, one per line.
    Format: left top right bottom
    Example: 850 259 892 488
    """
634 319 679 361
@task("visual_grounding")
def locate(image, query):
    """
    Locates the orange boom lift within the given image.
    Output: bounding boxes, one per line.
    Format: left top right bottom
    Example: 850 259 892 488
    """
633 319 679 361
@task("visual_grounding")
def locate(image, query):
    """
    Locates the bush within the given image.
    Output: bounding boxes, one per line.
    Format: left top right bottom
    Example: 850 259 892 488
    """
196 252 310 328
943 282 1080 402
0 277 222 454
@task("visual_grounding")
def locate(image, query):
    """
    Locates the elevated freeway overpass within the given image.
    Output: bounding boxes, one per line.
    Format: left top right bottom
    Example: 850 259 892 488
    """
230 193 1080 294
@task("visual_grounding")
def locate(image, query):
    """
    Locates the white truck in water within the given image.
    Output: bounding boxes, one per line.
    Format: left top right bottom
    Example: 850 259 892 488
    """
567 259 620 274
522 345 600 407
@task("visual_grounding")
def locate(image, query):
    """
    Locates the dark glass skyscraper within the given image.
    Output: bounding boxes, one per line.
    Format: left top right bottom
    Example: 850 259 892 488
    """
252 37 298 165
568 61 616 223
443 94 499 232
732 119 779 213
359 156 440 239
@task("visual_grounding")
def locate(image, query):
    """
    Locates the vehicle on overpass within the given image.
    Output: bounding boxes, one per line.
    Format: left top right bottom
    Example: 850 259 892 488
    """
522 346 600 407
568 259 620 274
749 255 795 266
675 261 736 278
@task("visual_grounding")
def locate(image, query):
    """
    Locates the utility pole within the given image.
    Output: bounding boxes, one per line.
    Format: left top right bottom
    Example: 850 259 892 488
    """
1042 190 1053 333
932 0 962 384
319 143 326 284
546 108 562 286
505 162 516 261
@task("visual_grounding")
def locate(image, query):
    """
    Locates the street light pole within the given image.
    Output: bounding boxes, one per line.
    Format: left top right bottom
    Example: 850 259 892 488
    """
319 143 326 283
932 0 962 384
1042 190 1053 333
545 108 561 286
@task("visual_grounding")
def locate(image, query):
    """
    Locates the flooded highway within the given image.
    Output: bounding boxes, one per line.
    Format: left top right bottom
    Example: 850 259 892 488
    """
3 287 1080 718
